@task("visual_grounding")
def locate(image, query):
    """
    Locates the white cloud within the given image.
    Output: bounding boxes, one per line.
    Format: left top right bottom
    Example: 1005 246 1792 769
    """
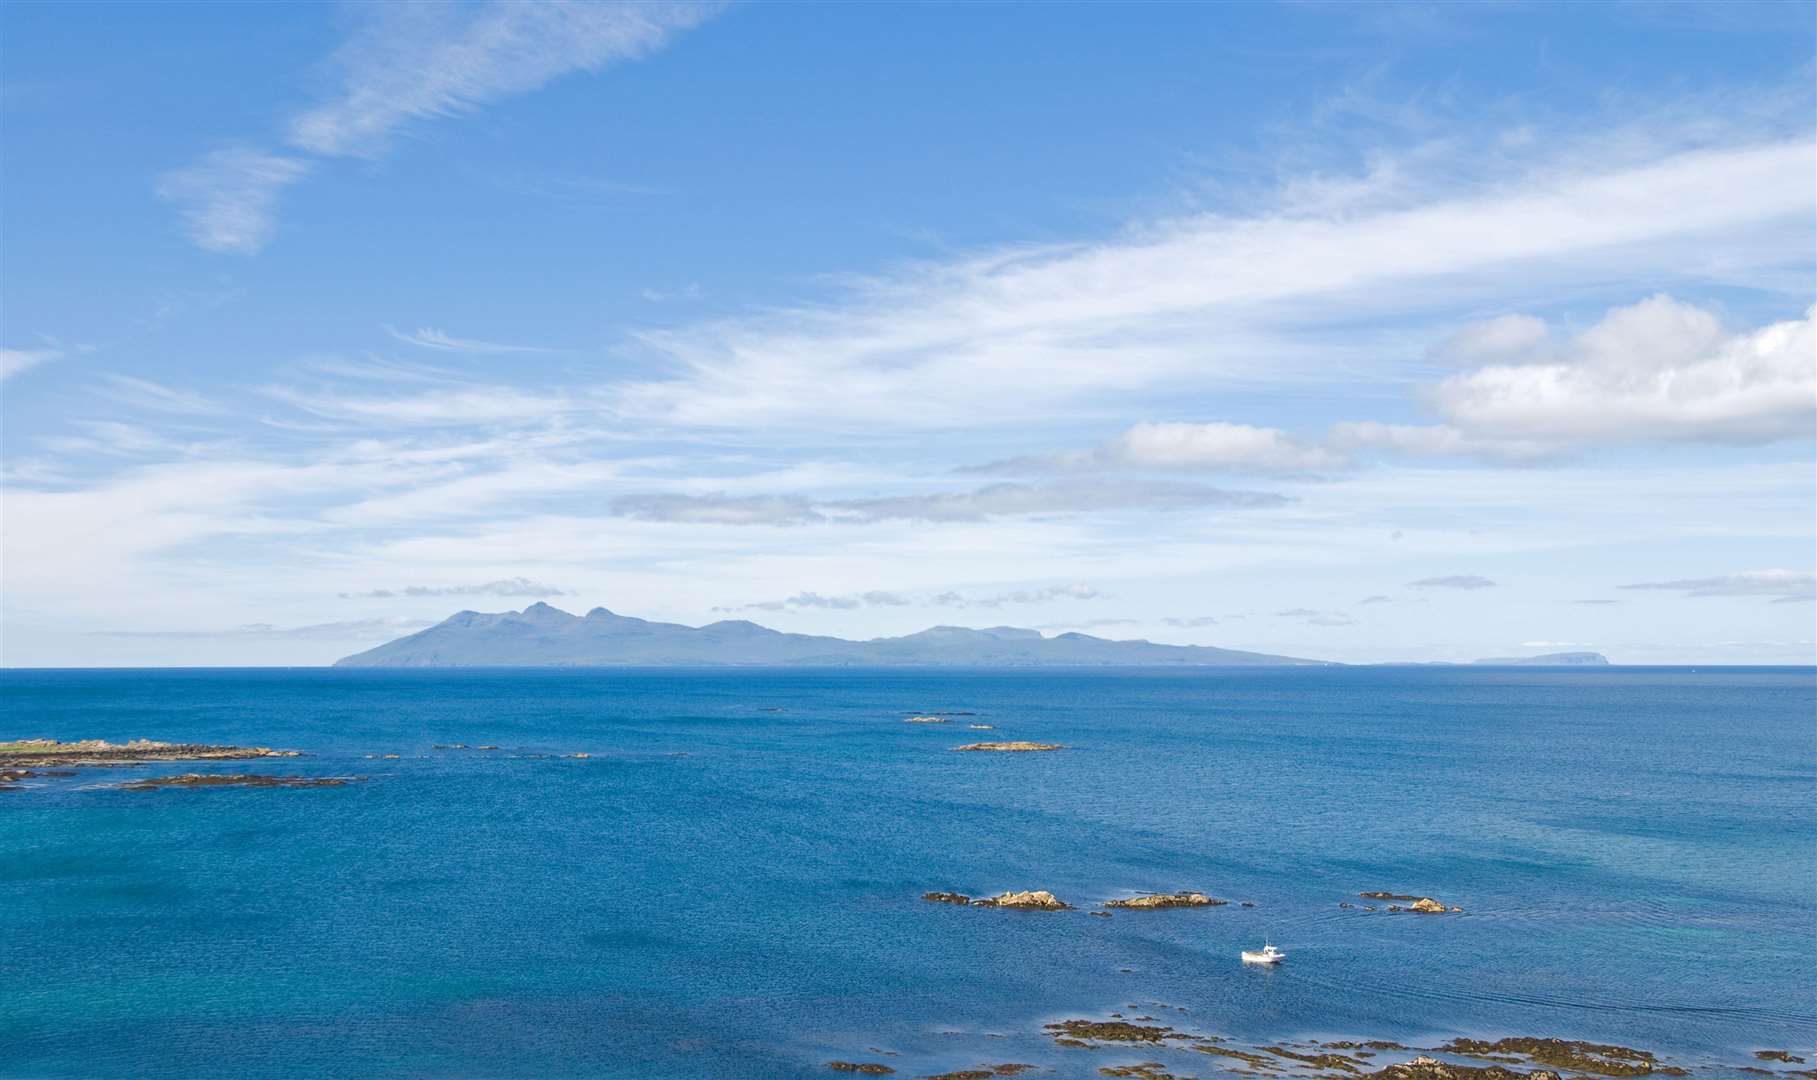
341 577 568 599
1428 296 1817 445
1 346 61 381
98 375 222 415
612 139 1815 431
612 482 1289 526
1408 575 1498 590
163 2 719 253
1430 313 1551 366
287 1 718 157
1326 420 1555 462
156 149 310 255
1620 569 1815 603
383 326 551 353
1086 421 1347 473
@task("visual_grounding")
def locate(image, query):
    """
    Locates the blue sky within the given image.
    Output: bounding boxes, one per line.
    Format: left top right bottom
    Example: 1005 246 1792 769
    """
3 0 1814 666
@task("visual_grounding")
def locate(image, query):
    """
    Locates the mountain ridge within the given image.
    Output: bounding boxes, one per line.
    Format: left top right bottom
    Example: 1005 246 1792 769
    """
332 602 1331 668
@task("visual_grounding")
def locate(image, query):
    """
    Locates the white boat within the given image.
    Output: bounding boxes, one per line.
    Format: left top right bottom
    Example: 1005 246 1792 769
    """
1241 943 1285 965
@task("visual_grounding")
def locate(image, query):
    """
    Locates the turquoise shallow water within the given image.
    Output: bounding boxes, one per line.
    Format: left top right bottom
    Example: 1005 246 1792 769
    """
1 666 1813 1078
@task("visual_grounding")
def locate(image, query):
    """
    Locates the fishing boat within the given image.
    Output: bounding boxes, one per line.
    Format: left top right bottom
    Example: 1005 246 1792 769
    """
1241 943 1285 965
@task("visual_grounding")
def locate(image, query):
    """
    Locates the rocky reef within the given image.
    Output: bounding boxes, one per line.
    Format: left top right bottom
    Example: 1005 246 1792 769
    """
1046 1019 1186 1045
1104 892 1225 909
952 742 1064 752
117 773 360 790
826 1063 895 1075
924 1067 1037 1080
1440 1038 1681 1077
904 716 948 724
1758 1053 1807 1065
0 738 301 768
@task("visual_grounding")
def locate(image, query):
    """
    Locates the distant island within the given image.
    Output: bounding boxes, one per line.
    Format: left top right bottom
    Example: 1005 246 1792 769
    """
1473 652 1610 666
333 602 1330 668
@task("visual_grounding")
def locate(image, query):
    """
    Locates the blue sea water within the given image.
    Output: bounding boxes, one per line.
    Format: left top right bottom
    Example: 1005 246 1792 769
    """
1 666 1813 1079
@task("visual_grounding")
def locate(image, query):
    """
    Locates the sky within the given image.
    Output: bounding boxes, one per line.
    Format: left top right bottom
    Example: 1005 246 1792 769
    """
2 0 1814 667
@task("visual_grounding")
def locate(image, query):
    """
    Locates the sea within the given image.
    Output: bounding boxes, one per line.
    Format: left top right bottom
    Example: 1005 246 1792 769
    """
1 666 1812 1079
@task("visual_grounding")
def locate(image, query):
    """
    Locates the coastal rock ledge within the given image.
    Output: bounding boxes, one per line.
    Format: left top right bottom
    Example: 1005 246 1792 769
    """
0 739 301 768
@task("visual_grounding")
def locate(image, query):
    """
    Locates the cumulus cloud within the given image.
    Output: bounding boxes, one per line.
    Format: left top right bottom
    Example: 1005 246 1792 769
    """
1429 313 1551 366
164 2 718 253
1431 297 1817 446
614 482 1289 526
340 577 568 599
1619 569 1815 603
1408 575 1498 590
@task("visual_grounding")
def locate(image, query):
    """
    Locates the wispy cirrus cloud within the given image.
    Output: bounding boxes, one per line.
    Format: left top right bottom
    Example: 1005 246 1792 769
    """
1 346 63 381
384 326 552 354
613 482 1289 526
1620 569 1815 603
161 1 720 254
340 577 568 600
714 583 1102 614
156 149 310 255
91 617 433 641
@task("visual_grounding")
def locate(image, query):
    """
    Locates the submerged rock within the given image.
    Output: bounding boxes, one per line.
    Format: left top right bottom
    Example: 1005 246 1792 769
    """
1098 1064 1187 1080
1104 892 1226 909
1757 1053 1807 1065
952 742 1064 752
827 1063 896 1075
976 890 1071 910
924 1068 1037 1080
922 891 973 905
117 773 359 790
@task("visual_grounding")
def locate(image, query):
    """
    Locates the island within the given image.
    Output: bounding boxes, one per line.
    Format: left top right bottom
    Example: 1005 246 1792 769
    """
333 602 1330 668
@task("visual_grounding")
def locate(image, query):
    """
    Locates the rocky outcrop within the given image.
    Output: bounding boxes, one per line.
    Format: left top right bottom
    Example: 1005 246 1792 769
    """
1104 892 1226 909
1371 1056 1561 1080
921 891 973 905
1757 1053 1807 1065
826 1063 895 1075
952 742 1064 752
117 773 359 790
0 739 301 768
1441 1038 1674 1077
1360 891 1458 913
1046 1020 1183 1044
924 1068 1036 1080
976 890 1071 910
904 716 947 723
